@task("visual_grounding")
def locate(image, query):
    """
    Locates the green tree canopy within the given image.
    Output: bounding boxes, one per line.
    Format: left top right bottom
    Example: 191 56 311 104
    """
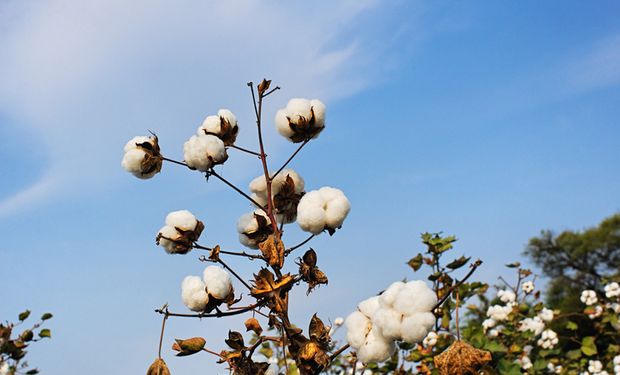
524 213 620 310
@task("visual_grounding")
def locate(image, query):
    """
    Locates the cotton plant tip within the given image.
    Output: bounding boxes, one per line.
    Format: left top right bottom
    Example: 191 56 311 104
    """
203 266 233 300
183 134 228 171
121 135 162 179
197 109 239 146
275 98 326 143
297 187 351 235
181 276 208 312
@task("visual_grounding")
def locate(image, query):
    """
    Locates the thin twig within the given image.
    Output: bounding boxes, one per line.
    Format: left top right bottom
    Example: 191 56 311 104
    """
202 347 223 358
158 307 169 358
284 235 315 256
162 156 189 167
247 82 259 120
432 260 483 312
198 255 253 291
155 303 263 318
262 86 281 97
193 243 263 260
208 169 268 214
329 343 350 361
228 144 263 157
271 140 309 180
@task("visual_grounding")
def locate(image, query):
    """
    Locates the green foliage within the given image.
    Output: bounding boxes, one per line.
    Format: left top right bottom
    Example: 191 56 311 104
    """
0 311 53 375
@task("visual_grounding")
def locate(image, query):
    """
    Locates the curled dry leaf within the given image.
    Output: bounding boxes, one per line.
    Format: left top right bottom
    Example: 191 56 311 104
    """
273 175 304 222
172 337 206 356
434 340 491 375
244 317 263 335
146 358 171 375
298 249 328 294
258 235 285 269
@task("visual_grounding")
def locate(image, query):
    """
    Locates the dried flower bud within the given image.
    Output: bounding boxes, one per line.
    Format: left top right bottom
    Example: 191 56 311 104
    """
146 358 171 375
172 337 206 356
244 317 263 335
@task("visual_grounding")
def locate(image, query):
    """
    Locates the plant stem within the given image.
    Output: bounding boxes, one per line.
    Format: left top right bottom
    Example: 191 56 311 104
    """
329 343 350 361
271 140 309 180
155 303 264 318
158 308 169 358
284 235 315 256
432 260 483 312
208 169 268 215
162 156 189 167
228 144 263 157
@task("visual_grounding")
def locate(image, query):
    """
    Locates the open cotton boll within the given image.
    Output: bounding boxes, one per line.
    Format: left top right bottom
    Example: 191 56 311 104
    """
121 135 162 179
371 307 403 340
380 281 405 307
310 99 326 127
358 296 381 318
275 109 295 139
392 281 437 315
357 326 395 363
166 210 198 231
275 98 326 143
203 266 232 300
157 225 180 253
345 311 372 349
183 134 228 171
297 187 351 235
199 115 222 135
400 312 436 343
181 276 208 312
197 109 238 146
236 210 272 248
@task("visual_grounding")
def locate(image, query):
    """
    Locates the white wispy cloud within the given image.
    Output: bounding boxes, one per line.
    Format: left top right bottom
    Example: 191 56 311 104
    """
0 0 394 217
565 32 620 93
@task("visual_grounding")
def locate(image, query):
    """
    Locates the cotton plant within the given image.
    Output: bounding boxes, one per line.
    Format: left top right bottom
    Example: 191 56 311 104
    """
122 79 363 375
0 310 53 375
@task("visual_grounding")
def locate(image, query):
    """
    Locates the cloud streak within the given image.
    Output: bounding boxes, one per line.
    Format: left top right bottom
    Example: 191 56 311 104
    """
0 0 392 217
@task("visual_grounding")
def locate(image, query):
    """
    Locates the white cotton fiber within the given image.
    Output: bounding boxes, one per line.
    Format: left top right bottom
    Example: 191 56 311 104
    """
392 280 437 315
165 210 198 231
121 135 161 179
296 187 350 234
275 98 326 142
157 225 179 253
358 296 381 318
181 275 208 312
379 281 405 307
371 307 403 340
400 312 436 343
345 311 372 349
236 210 271 248
357 326 395 363
183 134 227 171
203 266 232 300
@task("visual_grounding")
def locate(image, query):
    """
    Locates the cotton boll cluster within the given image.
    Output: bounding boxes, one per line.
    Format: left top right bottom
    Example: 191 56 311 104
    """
497 289 516 304
275 98 326 143
121 135 163 179
181 266 233 312
538 308 554 322
588 360 604 375
547 363 563 374
237 210 273 248
297 187 351 235
157 210 204 254
605 282 620 298
581 290 598 306
345 281 437 363
518 317 545 336
183 134 228 171
249 169 305 223
536 329 558 349
613 355 620 374
197 109 239 146
522 281 535 294
486 305 513 321
422 331 438 347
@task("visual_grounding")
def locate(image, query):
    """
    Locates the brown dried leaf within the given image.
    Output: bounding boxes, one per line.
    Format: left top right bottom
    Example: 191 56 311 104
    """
208 245 221 261
273 175 304 222
172 337 206 356
244 317 263 335
434 340 492 375
257 79 271 95
258 235 285 269
308 314 330 347
225 331 245 350
146 358 171 375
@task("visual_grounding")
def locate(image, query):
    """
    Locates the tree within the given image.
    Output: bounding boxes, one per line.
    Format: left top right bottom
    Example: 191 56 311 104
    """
524 213 620 311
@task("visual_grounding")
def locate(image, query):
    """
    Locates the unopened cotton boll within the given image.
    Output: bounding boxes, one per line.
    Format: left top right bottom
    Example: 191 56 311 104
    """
203 266 233 300
121 135 163 179
356 326 395 364
183 134 228 171
297 187 351 235
275 98 326 143
181 276 208 312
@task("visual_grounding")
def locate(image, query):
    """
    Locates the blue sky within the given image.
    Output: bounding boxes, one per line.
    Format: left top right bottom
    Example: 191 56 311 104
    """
1 1 619 373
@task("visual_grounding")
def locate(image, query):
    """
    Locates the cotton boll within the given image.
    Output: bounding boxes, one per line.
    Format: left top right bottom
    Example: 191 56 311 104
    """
371 307 403 340
497 290 516 304
538 308 554 322
218 109 237 127
287 98 313 120
518 317 545 336
400 312 436 344
310 99 326 129
275 109 295 138
392 281 437 315
203 266 232 300
121 149 150 178
345 311 372 349
199 115 222 135
123 135 153 152
357 326 395 363
358 296 381 318
272 169 305 194
324 194 351 229
183 134 228 171
236 210 272 248
379 281 405 307
166 210 198 231
157 225 180 253
297 187 351 234
181 276 208 312
122 135 162 179
297 205 326 234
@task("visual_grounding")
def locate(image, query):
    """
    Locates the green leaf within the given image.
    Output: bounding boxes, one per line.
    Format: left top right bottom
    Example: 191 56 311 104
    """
39 329 51 338
505 262 521 268
41 313 53 321
446 256 471 270
407 253 424 272
581 336 597 356
566 349 581 360
533 359 548 371
566 321 578 330
483 341 507 353
498 358 522 375
19 310 31 321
